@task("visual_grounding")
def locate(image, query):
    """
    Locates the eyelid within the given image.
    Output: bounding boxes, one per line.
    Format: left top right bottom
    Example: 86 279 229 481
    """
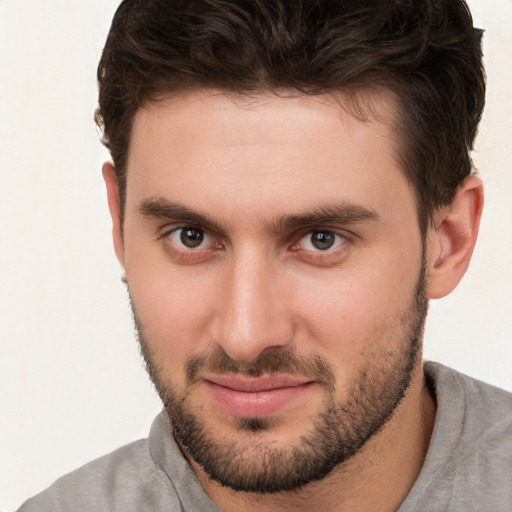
298 231 345 251
158 223 206 240
156 223 353 263
291 225 353 244
154 225 222 264
289 227 353 262
158 223 223 253
172 227 212 250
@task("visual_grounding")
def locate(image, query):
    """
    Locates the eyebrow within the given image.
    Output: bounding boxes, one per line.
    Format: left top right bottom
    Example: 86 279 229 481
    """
138 197 380 233
268 203 380 233
139 197 224 232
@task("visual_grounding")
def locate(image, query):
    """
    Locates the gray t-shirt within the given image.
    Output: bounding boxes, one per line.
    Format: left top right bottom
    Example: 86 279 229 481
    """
18 362 512 512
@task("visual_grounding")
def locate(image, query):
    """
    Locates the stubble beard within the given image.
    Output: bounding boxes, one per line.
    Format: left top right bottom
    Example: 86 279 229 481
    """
131 264 428 494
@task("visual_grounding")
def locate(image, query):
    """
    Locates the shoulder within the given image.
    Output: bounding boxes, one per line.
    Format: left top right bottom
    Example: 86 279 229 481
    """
425 361 512 434
17 439 182 512
401 362 512 512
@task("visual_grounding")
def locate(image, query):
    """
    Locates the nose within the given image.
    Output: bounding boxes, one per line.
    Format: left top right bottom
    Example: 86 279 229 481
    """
211 248 294 362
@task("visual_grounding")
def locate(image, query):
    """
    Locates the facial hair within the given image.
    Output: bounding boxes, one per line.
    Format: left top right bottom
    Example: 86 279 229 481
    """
131 262 428 494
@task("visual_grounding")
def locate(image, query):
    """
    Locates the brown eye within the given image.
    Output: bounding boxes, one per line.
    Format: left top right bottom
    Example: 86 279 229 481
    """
310 231 335 250
167 227 211 249
180 227 204 248
298 230 345 252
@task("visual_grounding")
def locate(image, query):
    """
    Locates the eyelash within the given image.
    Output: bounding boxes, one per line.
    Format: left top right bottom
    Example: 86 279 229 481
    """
158 225 352 263
292 231 351 265
157 226 221 262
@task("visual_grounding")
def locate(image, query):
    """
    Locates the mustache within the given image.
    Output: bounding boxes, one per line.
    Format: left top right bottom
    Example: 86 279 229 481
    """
185 347 335 388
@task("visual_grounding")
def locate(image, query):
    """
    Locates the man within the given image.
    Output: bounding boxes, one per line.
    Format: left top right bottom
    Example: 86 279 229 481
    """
18 0 511 511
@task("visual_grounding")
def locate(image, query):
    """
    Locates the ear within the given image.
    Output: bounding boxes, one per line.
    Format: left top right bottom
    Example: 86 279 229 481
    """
426 175 484 299
102 161 125 268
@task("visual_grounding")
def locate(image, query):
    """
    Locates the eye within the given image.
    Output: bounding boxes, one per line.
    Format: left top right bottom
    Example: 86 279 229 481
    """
297 230 345 252
168 226 212 250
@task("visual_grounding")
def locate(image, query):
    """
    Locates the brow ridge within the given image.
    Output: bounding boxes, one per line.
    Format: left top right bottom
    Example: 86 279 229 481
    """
268 203 380 233
138 197 380 233
139 197 224 232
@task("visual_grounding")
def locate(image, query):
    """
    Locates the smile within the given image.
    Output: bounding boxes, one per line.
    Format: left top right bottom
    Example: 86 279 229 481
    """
202 375 315 418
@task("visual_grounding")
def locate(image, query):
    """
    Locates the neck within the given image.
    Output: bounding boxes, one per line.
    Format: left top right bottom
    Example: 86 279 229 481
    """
191 363 436 512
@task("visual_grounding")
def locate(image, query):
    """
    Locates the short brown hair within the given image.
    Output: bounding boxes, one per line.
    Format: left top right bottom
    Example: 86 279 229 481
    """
96 0 485 233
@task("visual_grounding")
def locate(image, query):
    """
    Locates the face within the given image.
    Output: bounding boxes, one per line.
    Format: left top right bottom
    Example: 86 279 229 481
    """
117 90 427 493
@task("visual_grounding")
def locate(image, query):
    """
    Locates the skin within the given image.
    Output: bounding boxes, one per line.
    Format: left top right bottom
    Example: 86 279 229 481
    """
104 89 483 511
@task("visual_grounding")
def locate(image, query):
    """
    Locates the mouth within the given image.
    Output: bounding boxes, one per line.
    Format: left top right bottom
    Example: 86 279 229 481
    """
202 374 315 418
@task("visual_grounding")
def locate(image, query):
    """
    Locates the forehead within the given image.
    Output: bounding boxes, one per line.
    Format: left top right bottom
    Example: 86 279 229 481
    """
125 89 414 229
132 87 398 149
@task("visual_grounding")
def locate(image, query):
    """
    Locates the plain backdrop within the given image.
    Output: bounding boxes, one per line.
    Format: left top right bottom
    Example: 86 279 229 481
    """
1 1 511 510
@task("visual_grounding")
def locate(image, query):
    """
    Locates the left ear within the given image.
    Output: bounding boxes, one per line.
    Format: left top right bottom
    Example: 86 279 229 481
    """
426 175 484 299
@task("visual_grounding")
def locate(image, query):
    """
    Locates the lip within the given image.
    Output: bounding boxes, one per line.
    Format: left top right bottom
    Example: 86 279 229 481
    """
203 374 315 418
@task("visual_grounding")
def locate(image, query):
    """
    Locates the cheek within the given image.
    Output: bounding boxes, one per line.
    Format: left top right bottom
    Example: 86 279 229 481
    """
292 257 420 360
126 256 219 374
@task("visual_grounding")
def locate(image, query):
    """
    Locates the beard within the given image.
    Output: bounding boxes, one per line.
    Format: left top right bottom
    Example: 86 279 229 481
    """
131 262 428 494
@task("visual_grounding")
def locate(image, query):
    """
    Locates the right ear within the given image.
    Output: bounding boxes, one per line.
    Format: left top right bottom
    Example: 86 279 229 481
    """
102 162 125 268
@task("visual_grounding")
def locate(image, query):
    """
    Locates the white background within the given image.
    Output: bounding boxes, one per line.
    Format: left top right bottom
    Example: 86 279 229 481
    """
0 1 511 510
